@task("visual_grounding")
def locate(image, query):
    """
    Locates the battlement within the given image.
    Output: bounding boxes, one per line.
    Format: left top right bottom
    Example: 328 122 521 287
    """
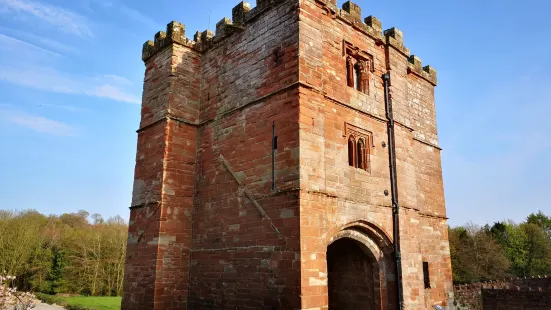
141 0 438 86
455 276 551 291
142 21 195 61
141 0 288 61
408 55 438 85
313 0 438 85
454 276 551 309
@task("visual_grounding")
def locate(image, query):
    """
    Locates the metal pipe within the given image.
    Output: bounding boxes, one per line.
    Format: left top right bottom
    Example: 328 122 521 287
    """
272 121 276 190
383 73 404 309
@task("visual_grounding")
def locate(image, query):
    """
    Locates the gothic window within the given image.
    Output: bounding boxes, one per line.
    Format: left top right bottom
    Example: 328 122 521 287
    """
343 41 374 95
346 56 355 88
358 60 370 95
345 123 372 172
348 136 356 167
354 62 361 91
357 138 365 169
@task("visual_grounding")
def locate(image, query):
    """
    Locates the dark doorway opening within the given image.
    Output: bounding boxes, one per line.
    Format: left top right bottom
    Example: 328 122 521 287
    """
327 238 378 310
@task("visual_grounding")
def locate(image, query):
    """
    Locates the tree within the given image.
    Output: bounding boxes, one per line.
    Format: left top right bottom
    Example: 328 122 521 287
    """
0 210 49 285
490 221 528 277
0 209 128 296
527 211 551 238
522 223 551 276
449 223 509 284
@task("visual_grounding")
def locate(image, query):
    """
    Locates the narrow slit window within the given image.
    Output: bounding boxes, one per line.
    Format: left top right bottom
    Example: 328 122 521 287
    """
357 138 365 169
348 136 356 167
365 136 371 170
346 57 354 88
354 62 361 91
423 262 431 289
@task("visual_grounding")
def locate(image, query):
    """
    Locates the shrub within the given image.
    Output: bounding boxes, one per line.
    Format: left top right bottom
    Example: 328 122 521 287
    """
0 273 36 309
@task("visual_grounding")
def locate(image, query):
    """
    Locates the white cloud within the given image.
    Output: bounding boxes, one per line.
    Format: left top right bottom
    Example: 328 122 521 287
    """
94 0 159 29
0 0 92 37
1 110 76 136
91 84 139 104
34 35 78 54
40 103 88 112
0 33 62 57
0 26 78 54
0 66 140 104
118 3 159 29
95 74 132 86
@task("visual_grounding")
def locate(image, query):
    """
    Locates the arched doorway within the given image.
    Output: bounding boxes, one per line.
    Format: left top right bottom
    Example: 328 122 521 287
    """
327 238 378 309
326 224 397 310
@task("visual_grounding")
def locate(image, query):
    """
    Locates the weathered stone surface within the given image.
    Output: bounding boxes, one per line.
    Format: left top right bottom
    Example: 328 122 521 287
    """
455 277 551 309
342 1 361 21
124 0 451 309
232 2 251 25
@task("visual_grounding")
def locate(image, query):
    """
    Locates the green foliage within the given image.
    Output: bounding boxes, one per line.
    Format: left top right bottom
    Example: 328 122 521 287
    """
527 211 551 238
522 223 551 276
493 222 528 276
449 224 509 284
46 248 67 294
35 293 63 305
451 211 551 284
0 210 127 297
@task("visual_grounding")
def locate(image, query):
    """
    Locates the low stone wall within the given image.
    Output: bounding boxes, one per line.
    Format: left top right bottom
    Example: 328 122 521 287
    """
453 276 551 310
454 280 512 309
511 277 551 291
482 288 551 309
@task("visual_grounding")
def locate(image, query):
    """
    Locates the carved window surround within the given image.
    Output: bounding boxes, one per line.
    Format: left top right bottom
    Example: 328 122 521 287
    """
343 40 374 94
344 122 373 172
343 40 375 69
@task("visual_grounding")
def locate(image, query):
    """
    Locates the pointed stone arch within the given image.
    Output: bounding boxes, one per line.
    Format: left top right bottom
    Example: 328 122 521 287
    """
326 221 397 310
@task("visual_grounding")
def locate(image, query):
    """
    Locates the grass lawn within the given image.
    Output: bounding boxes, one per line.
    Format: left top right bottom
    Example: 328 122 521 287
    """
60 296 121 310
36 293 121 310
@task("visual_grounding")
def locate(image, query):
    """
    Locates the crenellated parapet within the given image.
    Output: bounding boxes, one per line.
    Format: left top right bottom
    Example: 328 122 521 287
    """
141 0 438 85
142 21 196 61
313 0 438 85
141 0 290 62
383 27 409 55
314 0 384 44
454 276 551 309
232 1 251 25
383 27 438 85
408 55 438 85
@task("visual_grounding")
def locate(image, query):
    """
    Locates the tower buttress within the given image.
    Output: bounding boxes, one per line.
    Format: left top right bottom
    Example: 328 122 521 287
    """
122 21 201 310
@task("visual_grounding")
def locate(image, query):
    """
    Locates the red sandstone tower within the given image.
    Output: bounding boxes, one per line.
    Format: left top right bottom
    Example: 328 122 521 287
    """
122 0 454 309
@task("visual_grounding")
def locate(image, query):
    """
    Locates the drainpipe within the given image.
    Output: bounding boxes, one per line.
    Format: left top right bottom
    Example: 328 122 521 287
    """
272 121 277 190
383 73 404 309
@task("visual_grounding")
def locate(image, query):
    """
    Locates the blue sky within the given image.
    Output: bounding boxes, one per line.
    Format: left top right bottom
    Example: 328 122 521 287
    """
0 0 549 226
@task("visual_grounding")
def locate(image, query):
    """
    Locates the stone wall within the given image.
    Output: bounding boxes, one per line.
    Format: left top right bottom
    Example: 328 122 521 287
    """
454 277 551 309
297 0 451 308
124 1 302 309
482 289 551 310
454 280 512 309
188 0 301 307
123 0 452 309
